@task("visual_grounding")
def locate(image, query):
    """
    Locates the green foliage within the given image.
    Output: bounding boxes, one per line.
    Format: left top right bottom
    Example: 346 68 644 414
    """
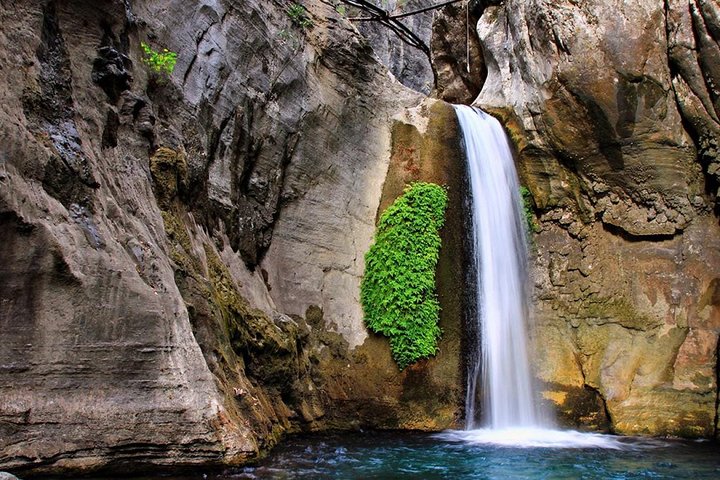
140 42 178 76
520 186 539 235
361 182 448 370
287 3 313 29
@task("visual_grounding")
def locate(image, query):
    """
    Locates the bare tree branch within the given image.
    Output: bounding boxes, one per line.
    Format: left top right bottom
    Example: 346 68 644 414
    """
339 0 466 57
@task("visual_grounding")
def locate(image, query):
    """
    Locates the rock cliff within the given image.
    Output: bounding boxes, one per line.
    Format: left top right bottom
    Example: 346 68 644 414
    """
473 0 720 436
354 0 485 104
0 0 465 475
353 0 436 95
2 0 720 475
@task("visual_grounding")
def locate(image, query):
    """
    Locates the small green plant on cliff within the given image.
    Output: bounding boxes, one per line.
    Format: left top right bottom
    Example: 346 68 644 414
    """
140 42 178 76
361 182 448 370
287 3 313 29
520 186 539 235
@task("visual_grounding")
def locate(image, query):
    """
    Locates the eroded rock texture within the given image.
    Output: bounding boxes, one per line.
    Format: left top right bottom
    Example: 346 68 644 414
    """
353 0 436 94
430 1 485 105
473 0 720 436
0 0 464 474
355 0 485 104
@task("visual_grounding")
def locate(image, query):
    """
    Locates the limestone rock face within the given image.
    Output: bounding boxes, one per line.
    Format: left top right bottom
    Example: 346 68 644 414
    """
430 2 485 105
356 0 485 104
474 0 720 436
0 0 463 475
353 0 435 94
477 0 706 237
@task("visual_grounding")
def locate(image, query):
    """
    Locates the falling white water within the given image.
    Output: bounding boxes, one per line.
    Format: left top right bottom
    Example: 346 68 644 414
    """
454 105 540 430
444 106 657 449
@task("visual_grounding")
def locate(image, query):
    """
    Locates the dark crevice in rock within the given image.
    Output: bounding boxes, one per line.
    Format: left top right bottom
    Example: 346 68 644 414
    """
23 1 99 209
41 155 96 211
590 384 613 433
474 0 504 9
430 2 486 104
675 96 720 206
31 1 73 119
541 380 612 432
666 0 720 212
123 0 136 30
578 95 624 171
182 18 217 86
193 94 301 269
691 3 720 118
664 0 720 212
182 53 198 86
102 109 120 149
119 91 156 142
0 211 36 236
600 220 679 243
92 32 133 104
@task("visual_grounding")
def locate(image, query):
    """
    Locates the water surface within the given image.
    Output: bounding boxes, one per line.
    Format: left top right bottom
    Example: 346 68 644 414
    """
39 430 720 479
203 431 718 479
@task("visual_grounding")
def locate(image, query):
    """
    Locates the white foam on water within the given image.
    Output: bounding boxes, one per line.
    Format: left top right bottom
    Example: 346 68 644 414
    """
435 428 665 450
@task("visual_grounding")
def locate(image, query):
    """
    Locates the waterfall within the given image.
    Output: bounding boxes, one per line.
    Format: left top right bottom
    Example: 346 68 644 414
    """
437 106 627 448
454 105 541 430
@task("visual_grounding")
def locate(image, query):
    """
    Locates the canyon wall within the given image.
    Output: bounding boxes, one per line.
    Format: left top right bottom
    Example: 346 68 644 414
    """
353 0 436 94
2 0 720 475
0 0 464 475
473 0 720 436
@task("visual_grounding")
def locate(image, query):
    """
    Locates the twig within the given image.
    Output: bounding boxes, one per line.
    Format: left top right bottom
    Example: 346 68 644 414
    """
340 0 466 57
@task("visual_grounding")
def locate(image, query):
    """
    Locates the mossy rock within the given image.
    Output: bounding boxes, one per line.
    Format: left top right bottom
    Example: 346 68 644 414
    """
205 245 299 389
149 146 188 207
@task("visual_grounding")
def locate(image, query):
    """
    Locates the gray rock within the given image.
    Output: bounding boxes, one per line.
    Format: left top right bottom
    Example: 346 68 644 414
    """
430 2 485 104
476 0 703 236
0 0 462 474
354 0 435 94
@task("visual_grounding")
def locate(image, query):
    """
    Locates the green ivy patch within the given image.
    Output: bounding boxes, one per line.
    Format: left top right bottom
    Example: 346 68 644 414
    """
140 42 178 76
361 182 448 370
